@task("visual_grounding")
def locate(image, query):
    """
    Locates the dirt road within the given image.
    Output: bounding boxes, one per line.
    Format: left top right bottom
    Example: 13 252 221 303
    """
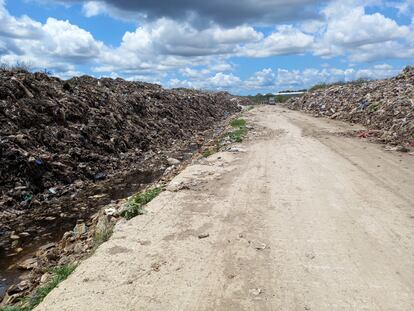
36 106 414 311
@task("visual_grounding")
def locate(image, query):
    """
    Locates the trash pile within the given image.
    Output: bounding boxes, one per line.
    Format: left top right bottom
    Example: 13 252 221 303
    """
285 66 414 147
0 69 242 255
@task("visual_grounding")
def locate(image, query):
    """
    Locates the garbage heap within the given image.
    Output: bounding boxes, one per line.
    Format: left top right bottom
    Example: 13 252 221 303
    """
0 70 241 214
285 66 414 147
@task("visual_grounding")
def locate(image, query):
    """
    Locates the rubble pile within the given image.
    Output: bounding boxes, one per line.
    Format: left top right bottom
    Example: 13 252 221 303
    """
285 66 414 147
0 69 241 254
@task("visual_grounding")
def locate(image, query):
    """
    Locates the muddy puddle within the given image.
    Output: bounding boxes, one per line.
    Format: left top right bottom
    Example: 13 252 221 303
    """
0 166 165 299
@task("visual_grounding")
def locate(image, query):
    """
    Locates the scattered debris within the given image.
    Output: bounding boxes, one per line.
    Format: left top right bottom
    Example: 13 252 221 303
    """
252 241 267 250
249 240 267 250
198 233 210 239
249 288 263 296
285 66 414 148
18 258 38 270
167 158 181 166
0 68 245 264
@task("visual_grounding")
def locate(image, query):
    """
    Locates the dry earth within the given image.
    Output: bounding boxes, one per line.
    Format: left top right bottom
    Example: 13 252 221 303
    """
35 106 414 311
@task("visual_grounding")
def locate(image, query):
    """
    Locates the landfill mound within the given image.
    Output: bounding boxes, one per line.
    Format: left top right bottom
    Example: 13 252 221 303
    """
284 66 414 147
0 69 241 247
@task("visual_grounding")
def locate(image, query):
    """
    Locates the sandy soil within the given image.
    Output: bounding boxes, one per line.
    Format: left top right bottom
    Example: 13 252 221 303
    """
35 106 414 311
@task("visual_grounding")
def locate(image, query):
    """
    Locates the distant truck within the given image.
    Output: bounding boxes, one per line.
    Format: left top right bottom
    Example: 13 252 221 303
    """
266 91 306 105
267 97 276 105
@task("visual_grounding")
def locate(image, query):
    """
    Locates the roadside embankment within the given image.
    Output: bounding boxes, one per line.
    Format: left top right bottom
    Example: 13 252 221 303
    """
284 66 414 148
0 69 249 303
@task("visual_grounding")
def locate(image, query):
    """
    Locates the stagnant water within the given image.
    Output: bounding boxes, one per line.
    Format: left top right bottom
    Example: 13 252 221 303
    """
0 167 165 299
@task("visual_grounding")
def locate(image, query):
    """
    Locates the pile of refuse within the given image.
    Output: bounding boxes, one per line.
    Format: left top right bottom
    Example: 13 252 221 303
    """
285 66 414 147
0 69 242 253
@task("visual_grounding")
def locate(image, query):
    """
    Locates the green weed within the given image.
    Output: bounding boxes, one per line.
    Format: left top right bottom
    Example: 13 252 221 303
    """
202 149 214 158
93 225 113 248
230 118 247 128
121 187 163 220
0 264 78 311
227 118 248 142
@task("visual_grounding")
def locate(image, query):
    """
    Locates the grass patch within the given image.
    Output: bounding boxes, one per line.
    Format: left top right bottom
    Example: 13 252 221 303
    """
229 127 248 142
202 141 222 158
93 218 114 249
26 264 77 308
121 187 163 220
0 264 78 311
230 118 246 128
227 118 248 143
202 149 215 158
0 307 24 311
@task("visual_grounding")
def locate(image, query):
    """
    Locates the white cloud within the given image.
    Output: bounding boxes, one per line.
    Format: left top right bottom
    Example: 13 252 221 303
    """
387 0 414 15
180 67 211 78
42 18 104 61
324 6 409 46
245 68 276 89
314 1 413 60
0 2 104 74
208 72 241 87
167 63 403 94
82 1 106 17
354 63 401 79
0 0 412 89
96 18 262 74
243 25 314 57
168 72 241 91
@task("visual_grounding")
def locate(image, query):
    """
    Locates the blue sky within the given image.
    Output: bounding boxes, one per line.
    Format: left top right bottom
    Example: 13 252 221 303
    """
0 0 413 95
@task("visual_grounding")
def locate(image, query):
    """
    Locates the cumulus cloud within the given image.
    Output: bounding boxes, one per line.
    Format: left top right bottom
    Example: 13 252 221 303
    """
245 64 401 91
0 2 104 74
95 18 262 74
167 63 403 94
245 68 276 89
243 25 314 57
1 0 412 90
387 0 414 15
169 72 241 90
315 1 413 60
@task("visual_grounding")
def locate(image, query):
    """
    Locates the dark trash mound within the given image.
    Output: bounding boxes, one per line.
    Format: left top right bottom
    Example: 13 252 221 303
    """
0 69 241 216
285 66 414 147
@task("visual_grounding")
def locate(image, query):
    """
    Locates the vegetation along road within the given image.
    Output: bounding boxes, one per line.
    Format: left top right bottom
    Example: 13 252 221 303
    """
35 106 414 310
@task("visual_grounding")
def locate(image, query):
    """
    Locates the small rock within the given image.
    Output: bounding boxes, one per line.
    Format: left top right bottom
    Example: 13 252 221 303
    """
10 234 20 240
73 222 87 238
167 158 181 165
89 193 108 200
7 280 30 295
198 233 210 239
251 241 267 250
39 242 55 251
104 207 118 216
18 257 38 270
40 272 52 284
249 288 263 296
11 239 20 248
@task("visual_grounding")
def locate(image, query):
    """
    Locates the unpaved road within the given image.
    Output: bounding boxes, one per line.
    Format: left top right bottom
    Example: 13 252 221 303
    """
36 106 414 311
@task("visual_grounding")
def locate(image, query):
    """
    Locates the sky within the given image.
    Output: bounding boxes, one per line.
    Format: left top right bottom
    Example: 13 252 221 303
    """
0 0 413 95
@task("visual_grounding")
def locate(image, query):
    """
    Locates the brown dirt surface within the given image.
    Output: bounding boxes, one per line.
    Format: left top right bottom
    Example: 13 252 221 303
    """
34 106 414 311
